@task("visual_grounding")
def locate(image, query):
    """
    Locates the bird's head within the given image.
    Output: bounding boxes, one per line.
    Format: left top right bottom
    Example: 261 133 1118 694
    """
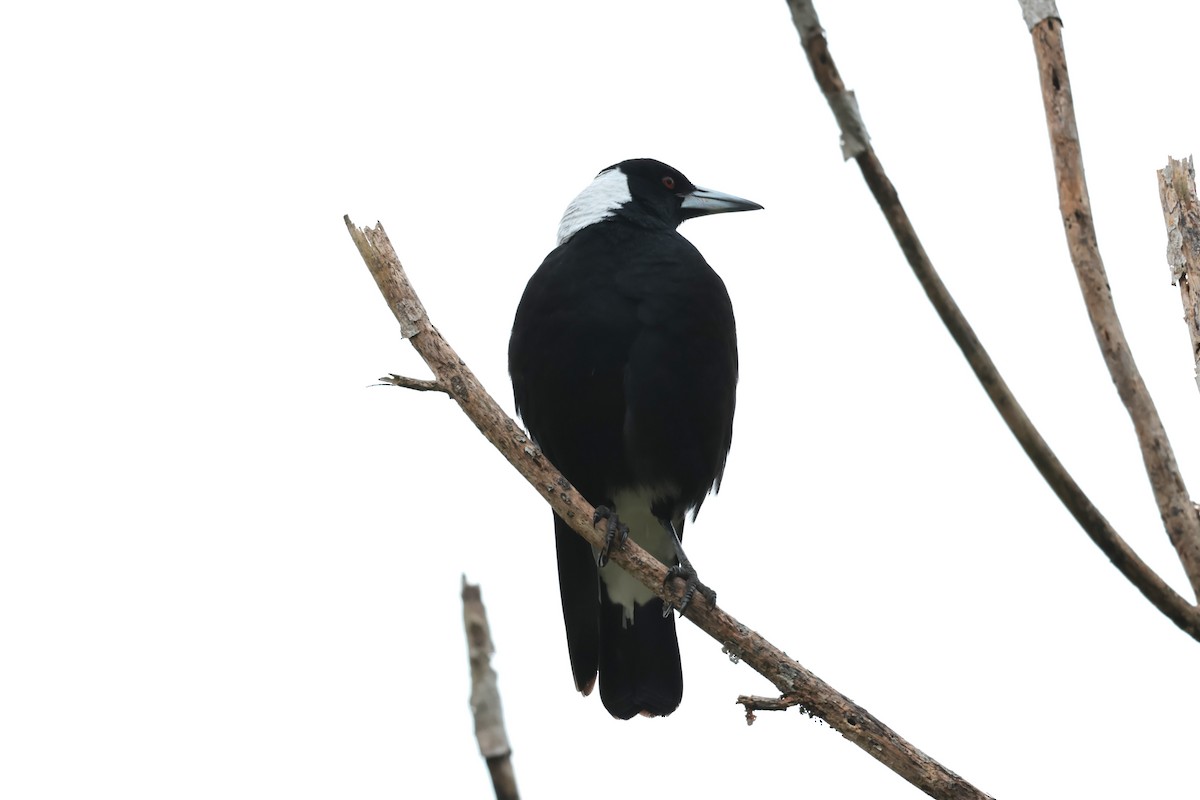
556 158 762 245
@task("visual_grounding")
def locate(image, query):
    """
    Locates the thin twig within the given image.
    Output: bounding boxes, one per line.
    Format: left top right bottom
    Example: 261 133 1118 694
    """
346 216 995 800
737 693 807 725
1157 156 1200 396
378 374 448 393
1025 7 1200 599
462 577 519 800
782 0 1200 637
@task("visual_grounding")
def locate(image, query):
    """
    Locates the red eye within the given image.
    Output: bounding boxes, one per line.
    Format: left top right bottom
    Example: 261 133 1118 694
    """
662 176 676 190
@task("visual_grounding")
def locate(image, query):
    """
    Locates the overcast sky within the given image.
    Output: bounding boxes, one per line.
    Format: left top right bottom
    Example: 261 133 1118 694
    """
5 1 1200 798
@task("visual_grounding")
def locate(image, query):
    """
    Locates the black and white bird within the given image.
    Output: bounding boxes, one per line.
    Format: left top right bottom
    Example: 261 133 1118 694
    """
509 158 761 719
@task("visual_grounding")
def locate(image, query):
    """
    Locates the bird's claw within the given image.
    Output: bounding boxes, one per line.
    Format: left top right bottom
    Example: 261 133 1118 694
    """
594 506 629 567
662 563 716 617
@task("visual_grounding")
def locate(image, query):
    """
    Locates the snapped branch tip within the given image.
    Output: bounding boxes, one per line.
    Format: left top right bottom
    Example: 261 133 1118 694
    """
376 374 447 394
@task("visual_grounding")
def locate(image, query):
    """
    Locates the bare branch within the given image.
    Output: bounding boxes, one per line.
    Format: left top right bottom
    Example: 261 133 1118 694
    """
346 216 996 800
1026 13 1200 599
462 577 519 800
782 0 1200 637
378 374 448 393
1157 156 1200 396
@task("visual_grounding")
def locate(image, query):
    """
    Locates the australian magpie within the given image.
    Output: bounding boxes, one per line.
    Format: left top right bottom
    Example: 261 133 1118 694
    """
508 158 761 719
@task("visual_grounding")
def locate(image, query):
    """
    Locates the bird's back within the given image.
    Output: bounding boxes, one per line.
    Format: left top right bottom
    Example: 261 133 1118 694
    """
509 220 737 517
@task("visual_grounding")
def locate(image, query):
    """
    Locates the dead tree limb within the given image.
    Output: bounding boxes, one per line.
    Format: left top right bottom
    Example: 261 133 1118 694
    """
1157 156 1200 396
782 0 1200 637
345 216 995 800
462 577 519 800
1025 5 1200 599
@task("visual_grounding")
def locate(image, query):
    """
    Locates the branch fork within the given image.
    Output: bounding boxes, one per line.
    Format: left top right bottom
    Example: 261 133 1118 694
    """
737 692 810 725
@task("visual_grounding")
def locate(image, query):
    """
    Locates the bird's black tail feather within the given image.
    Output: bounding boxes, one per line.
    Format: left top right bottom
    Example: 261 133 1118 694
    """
597 581 683 719
555 513 600 695
555 512 683 719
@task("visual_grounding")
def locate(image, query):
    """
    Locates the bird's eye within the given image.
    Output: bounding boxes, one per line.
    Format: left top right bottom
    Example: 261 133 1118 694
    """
662 176 676 190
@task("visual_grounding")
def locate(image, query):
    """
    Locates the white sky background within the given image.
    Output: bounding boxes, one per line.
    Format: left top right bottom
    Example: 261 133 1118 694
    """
3 1 1199 797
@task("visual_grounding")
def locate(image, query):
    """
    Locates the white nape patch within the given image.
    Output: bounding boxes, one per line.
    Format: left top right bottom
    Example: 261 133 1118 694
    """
595 487 677 627
556 167 631 245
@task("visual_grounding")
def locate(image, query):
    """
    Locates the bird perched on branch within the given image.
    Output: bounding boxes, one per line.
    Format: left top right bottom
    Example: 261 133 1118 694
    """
509 158 761 719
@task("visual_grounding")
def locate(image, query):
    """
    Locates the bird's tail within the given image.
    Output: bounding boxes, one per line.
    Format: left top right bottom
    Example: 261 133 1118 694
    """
597 584 683 719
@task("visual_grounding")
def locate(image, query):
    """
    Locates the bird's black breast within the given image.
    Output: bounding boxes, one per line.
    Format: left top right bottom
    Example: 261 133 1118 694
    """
509 221 737 516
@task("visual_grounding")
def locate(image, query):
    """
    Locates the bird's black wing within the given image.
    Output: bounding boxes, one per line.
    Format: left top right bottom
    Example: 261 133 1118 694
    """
509 229 642 698
613 229 738 517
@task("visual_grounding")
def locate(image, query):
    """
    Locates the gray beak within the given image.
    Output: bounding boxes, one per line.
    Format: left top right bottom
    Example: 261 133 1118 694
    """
680 186 763 220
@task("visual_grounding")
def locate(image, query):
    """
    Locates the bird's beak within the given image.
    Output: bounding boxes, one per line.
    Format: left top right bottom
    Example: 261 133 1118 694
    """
680 186 763 220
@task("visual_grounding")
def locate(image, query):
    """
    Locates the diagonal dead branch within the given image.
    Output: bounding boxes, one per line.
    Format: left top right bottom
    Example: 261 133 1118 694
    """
1157 156 1200 396
346 215 995 800
783 0 1200 637
1026 10 1200 599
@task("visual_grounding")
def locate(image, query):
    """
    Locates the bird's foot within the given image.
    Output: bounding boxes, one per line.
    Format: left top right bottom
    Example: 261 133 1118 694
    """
662 561 716 618
593 506 629 567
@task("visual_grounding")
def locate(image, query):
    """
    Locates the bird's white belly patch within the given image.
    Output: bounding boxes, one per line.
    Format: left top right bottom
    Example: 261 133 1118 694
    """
594 488 677 627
